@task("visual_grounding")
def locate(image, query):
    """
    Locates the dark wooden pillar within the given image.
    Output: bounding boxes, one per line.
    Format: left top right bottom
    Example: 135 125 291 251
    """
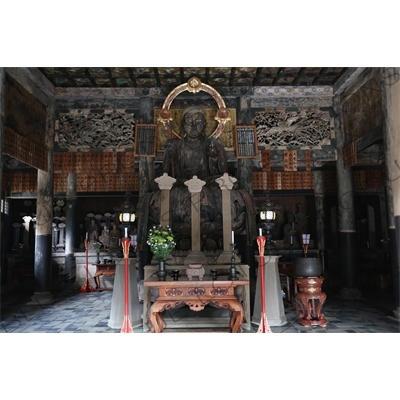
64 172 77 284
333 95 361 298
137 96 154 281
30 97 55 305
381 67 400 317
236 96 256 280
313 169 326 273
0 68 5 285
236 96 254 194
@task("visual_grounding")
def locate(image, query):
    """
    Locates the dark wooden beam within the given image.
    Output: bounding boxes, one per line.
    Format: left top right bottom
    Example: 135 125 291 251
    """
105 68 118 86
356 125 383 153
83 68 98 87
153 67 161 87
253 67 263 85
127 68 138 87
229 67 236 86
205 67 210 84
292 67 306 85
312 67 327 85
333 67 368 95
272 68 285 85
5 67 55 104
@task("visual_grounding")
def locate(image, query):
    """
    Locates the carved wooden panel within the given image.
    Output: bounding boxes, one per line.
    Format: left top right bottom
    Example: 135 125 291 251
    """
261 150 271 171
234 126 258 158
134 124 157 156
254 109 333 149
57 109 135 151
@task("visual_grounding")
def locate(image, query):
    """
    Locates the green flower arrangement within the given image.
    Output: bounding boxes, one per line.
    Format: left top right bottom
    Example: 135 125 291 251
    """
147 225 176 260
92 241 103 253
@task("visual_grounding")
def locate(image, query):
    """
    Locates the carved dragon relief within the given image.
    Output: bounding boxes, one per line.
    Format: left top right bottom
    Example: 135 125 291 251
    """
253 109 333 149
56 110 136 151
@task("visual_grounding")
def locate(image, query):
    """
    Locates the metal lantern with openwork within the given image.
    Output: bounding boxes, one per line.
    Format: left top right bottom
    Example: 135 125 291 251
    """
259 192 281 254
114 192 136 229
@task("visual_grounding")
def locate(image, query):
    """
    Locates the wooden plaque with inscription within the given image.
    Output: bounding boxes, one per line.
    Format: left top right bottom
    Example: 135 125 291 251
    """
134 124 157 156
234 125 258 158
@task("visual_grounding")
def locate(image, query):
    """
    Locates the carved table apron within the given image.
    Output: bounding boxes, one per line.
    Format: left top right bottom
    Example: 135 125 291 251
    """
143 264 251 331
93 263 116 290
143 278 249 333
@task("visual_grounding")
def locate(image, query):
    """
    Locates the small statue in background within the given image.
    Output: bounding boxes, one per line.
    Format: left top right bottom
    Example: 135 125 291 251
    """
87 218 99 251
283 212 300 249
99 226 110 250
108 223 121 252
295 203 309 234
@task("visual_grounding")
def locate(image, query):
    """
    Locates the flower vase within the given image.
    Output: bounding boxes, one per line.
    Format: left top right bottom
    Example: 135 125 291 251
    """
157 260 167 281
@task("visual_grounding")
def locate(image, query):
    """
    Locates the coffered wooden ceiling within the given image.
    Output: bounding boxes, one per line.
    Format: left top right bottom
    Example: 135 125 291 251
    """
38 67 348 88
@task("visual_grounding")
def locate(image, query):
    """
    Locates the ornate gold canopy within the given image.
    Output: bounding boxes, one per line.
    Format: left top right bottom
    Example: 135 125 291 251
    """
157 77 231 140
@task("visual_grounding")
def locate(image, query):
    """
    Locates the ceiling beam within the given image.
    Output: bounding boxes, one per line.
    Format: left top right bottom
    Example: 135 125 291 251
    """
332 67 368 95
292 68 306 85
312 68 327 85
272 68 285 85
5 67 55 104
356 125 383 153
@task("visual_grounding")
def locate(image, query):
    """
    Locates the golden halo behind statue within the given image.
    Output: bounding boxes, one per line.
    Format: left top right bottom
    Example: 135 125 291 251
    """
157 77 231 139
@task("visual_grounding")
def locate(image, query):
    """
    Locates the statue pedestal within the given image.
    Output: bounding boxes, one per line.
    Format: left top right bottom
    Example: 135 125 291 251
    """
183 251 208 265
108 258 142 329
252 255 287 326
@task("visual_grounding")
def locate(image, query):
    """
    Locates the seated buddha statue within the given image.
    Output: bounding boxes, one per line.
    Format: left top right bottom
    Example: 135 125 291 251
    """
137 106 256 254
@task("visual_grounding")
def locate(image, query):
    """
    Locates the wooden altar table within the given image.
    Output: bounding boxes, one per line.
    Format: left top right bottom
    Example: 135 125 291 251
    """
144 276 249 333
143 264 251 331
93 263 116 290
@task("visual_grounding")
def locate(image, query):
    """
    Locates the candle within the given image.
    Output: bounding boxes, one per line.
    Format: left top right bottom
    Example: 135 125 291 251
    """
231 230 234 244
119 239 121 246
290 235 293 245
86 232 88 240
125 227 128 238
259 228 262 236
